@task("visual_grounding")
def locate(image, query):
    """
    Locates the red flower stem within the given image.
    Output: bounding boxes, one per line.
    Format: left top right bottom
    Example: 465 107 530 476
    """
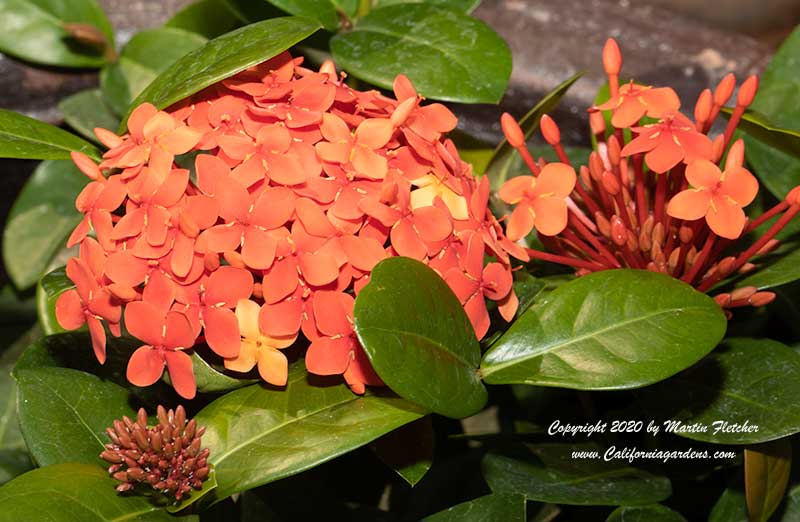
705 104 722 134
554 143 572 166
722 105 744 151
619 247 642 269
654 172 668 224
672 245 689 278
633 155 648 226
568 211 621 267
612 190 633 230
745 201 789 233
698 205 800 292
561 228 603 260
682 232 716 285
525 248 606 271
609 74 619 98
517 146 541 176
573 182 603 218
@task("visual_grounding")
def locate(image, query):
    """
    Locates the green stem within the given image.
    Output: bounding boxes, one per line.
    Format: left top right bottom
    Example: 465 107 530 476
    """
357 0 373 17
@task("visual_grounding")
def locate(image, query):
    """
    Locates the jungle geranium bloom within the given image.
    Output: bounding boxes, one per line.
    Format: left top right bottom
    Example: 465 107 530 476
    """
224 299 295 386
498 162 576 240
667 159 759 239
498 38 798 316
593 82 680 128
621 111 713 173
125 301 197 399
58 50 522 397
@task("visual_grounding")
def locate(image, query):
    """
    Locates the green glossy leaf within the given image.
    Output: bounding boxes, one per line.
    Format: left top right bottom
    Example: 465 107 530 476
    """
780 485 800 521
101 27 208 116
195 362 425 500
370 416 433 486
484 72 583 191
331 5 511 103
640 338 800 444
167 471 218 514
375 0 481 12
736 242 800 290
0 463 198 522
709 488 747 522
165 0 241 38
0 328 37 485
265 0 338 31
0 109 101 160
37 266 72 335
14 364 136 466
480 270 727 389
12 333 138 466
459 148 494 176
422 493 525 521
58 88 120 142
123 17 321 129
187 351 256 393
3 160 86 290
482 453 671 506
745 439 791 522
720 108 800 160
744 27 800 199
0 0 113 68
354 257 486 419
606 504 687 522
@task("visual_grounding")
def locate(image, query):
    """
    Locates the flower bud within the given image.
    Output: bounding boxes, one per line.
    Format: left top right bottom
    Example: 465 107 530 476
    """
589 111 606 136
540 114 561 145
602 38 622 76
725 139 745 170
694 88 712 126
737 75 759 107
713 73 736 106
501 113 526 148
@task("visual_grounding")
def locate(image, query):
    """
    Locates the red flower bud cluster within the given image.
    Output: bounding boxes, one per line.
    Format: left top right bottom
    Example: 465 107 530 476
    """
101 405 210 501
499 38 798 315
56 52 524 398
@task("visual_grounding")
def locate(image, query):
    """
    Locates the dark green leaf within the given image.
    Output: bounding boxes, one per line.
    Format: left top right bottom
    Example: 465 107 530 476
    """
735 242 800 290
370 416 433 486
37 266 73 335
606 504 687 522
639 338 800 444
422 493 525 521
14 364 135 466
0 109 101 160
480 270 727 389
195 362 425 500
779 485 800 521
165 0 241 38
123 17 321 129
744 27 800 199
720 108 800 160
58 88 120 142
484 72 583 191
0 463 198 522
459 148 494 176
101 27 208 116
745 439 791 522
330 5 511 103
0 0 113 68
12 334 138 466
0 328 37 485
3 160 86 290
375 0 481 13
265 0 338 31
354 257 486 419
709 488 747 522
167 472 218 514
482 453 671 506
187 352 256 393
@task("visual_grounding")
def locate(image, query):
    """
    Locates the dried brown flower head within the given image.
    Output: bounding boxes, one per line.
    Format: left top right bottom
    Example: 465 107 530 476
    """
100 405 210 501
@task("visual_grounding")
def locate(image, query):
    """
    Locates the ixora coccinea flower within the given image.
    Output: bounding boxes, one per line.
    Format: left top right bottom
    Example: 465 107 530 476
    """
55 51 524 399
498 38 799 317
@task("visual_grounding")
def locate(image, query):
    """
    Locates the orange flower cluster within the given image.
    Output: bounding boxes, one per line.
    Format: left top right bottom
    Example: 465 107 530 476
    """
499 38 799 316
56 52 524 399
